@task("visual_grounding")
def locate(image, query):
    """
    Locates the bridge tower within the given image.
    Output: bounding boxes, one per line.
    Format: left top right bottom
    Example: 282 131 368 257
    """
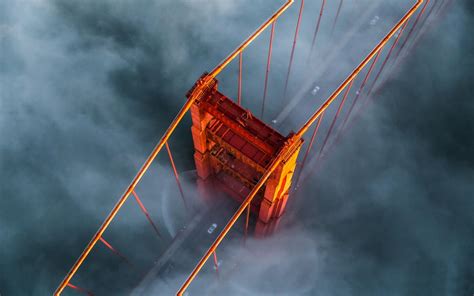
188 75 303 232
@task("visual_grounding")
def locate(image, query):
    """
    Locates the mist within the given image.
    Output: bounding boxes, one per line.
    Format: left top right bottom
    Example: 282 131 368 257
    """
1 0 473 295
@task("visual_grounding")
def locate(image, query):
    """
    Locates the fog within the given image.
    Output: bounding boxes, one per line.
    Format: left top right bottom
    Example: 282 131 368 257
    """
0 0 472 295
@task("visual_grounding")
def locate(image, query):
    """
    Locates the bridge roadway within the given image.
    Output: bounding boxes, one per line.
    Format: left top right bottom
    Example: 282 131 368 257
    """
131 194 249 295
52 0 442 294
131 6 395 293
131 1 422 294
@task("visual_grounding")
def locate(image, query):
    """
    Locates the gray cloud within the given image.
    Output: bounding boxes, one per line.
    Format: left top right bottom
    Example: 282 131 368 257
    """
0 0 472 295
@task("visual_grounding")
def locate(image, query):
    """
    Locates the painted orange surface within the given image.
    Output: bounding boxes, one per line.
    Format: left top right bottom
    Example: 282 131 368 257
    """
190 80 300 223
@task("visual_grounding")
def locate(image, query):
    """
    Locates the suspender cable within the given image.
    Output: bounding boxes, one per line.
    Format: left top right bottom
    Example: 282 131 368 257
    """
99 237 133 267
261 21 276 118
434 0 446 16
55 93 201 295
295 0 424 140
366 22 409 98
406 0 452 61
403 0 439 58
368 0 436 105
165 142 188 211
419 0 454 44
331 0 344 35
238 52 243 105
295 0 425 188
413 0 438 41
317 80 353 160
178 3 425 294
349 1 432 140
283 0 305 102
394 0 430 61
340 50 381 131
377 0 447 99
67 283 94 296
296 82 353 188
334 2 436 168
209 0 294 78
295 111 325 188
177 134 302 295
245 203 251 238
307 0 327 64
132 190 162 238
213 251 219 272
55 2 297 295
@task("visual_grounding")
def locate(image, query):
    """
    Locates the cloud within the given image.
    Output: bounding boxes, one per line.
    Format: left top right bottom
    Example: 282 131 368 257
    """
0 0 472 295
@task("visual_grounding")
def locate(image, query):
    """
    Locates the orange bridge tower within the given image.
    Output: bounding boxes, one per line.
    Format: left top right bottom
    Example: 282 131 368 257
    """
188 75 303 230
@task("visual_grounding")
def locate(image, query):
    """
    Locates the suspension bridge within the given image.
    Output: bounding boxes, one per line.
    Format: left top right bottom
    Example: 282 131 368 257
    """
54 0 454 294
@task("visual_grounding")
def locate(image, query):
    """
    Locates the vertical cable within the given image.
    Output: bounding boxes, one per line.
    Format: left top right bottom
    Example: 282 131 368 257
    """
213 251 219 273
394 0 430 60
283 0 305 101
295 111 325 188
340 50 382 131
238 52 243 105
165 142 188 211
307 0 327 64
67 283 94 296
99 237 133 267
331 0 344 35
132 190 162 238
317 80 353 160
366 22 409 98
404 0 439 57
244 203 251 241
261 21 276 118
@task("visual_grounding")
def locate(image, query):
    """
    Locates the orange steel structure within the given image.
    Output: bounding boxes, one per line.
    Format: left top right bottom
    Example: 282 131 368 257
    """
54 0 443 294
189 75 302 226
177 2 427 294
